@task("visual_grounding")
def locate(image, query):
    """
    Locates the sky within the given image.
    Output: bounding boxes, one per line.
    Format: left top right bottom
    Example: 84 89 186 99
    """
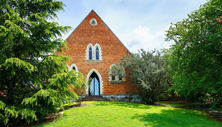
55 0 207 53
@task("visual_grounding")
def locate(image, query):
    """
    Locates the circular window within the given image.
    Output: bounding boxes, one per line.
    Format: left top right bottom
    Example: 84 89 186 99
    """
89 18 97 26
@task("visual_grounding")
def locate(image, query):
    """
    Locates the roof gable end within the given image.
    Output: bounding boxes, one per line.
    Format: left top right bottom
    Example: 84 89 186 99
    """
65 10 131 54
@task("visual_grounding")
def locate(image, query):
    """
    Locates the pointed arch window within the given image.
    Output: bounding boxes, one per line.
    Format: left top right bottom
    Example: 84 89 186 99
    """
68 63 78 72
89 18 97 26
94 43 102 61
86 43 102 62
109 64 125 83
89 47 92 60
96 47 99 60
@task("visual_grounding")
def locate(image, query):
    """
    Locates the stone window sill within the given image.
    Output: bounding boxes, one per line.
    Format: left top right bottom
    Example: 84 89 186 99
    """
111 80 125 84
87 60 101 62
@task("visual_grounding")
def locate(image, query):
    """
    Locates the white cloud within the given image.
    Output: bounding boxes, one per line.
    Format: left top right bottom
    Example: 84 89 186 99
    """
122 25 173 53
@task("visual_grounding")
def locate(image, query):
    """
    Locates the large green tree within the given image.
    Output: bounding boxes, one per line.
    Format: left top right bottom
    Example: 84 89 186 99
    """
110 49 171 104
165 0 222 109
0 0 83 126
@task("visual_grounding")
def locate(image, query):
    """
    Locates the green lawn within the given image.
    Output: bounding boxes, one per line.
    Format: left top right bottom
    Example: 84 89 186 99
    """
155 102 187 107
37 101 222 127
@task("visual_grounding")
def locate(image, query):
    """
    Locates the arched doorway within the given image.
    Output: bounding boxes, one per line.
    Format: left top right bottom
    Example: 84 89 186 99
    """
88 72 100 96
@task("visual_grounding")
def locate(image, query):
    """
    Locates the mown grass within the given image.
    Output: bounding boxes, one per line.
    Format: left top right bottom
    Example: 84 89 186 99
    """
155 102 186 107
37 101 222 127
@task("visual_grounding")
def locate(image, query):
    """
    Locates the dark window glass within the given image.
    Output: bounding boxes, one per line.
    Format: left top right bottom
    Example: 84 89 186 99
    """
72 67 76 71
92 20 95 24
119 76 122 80
89 47 92 60
96 47 99 60
112 76 115 81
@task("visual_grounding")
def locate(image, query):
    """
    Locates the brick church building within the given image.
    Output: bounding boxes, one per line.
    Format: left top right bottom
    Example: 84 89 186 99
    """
62 10 137 101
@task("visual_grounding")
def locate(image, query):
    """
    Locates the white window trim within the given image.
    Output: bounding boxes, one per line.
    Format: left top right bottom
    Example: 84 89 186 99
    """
85 43 93 60
68 63 79 72
109 64 121 81
89 18 97 26
85 43 102 61
94 43 102 60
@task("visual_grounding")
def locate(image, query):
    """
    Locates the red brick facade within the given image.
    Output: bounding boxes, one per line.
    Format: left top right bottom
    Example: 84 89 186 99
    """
61 10 135 96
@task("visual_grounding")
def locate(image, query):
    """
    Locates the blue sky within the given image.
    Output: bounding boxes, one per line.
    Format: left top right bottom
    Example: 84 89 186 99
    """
55 0 207 53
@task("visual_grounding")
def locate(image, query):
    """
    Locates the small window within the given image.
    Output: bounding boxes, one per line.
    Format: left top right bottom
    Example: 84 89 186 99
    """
119 76 122 81
89 47 92 60
89 18 97 26
96 47 99 60
72 67 76 71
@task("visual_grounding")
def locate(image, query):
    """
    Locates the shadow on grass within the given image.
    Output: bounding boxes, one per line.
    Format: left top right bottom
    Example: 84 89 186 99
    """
93 101 151 109
132 108 222 127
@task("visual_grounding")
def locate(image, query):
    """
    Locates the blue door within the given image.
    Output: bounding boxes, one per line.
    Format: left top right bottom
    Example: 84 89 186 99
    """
89 72 100 96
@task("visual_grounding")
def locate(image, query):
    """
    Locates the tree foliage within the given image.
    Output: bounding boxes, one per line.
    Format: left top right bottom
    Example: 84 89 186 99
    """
70 72 86 105
165 0 222 109
110 49 171 104
0 0 84 126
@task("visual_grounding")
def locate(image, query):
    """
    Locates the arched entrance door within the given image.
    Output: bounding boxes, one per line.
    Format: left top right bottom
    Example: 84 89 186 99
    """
89 72 100 96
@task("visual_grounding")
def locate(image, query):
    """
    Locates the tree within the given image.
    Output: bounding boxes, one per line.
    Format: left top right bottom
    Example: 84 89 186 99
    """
0 0 84 126
110 49 171 104
71 72 86 105
165 0 222 110
216 16 222 30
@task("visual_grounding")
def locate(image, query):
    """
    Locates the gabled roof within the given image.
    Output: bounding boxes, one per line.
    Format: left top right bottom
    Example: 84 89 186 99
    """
65 9 131 54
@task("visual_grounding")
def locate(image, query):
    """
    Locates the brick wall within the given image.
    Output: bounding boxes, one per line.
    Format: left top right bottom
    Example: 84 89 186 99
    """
60 10 136 95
